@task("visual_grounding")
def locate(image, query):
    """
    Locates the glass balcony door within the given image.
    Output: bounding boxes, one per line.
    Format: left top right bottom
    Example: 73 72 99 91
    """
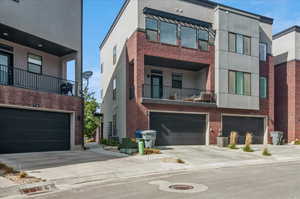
151 75 163 99
0 51 12 85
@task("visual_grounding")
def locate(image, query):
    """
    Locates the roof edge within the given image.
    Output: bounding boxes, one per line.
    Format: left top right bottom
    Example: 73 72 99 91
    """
273 26 300 40
99 0 130 50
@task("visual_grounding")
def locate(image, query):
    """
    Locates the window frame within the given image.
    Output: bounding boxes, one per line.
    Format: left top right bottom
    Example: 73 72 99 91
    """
180 26 197 49
145 17 159 42
259 76 268 98
27 53 42 74
259 42 267 62
113 45 117 65
228 32 251 56
228 70 251 96
198 29 209 51
159 21 178 45
100 63 103 74
113 77 117 100
172 73 183 89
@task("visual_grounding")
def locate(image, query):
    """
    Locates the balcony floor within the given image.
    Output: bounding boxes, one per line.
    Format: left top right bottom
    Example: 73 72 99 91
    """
141 97 217 107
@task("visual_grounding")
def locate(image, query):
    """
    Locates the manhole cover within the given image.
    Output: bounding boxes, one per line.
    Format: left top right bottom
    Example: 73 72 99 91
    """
169 184 194 190
150 181 208 194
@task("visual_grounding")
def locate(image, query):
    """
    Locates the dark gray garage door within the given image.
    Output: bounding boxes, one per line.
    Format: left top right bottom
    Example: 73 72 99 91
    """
150 112 206 146
0 108 70 154
222 116 265 144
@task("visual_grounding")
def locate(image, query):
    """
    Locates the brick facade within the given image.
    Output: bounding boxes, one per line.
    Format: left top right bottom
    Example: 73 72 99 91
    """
275 60 300 142
0 85 84 145
126 30 274 144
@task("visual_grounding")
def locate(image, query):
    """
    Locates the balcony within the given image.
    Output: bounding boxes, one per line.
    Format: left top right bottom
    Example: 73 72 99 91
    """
142 84 216 107
0 65 78 96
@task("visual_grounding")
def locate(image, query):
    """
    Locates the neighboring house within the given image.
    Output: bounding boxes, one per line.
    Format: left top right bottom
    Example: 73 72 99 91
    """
0 0 83 154
100 0 274 145
273 26 300 143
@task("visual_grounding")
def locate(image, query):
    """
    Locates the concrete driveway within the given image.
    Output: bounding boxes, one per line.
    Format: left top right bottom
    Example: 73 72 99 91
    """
0 150 121 171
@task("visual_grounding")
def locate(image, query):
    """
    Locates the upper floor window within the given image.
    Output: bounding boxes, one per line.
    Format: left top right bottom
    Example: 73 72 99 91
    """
259 43 267 61
160 21 177 45
146 18 159 42
228 70 251 96
198 29 209 51
260 77 267 98
113 45 117 65
181 26 197 49
228 32 251 56
113 78 117 100
145 17 209 51
28 54 42 74
172 73 183 89
100 63 103 74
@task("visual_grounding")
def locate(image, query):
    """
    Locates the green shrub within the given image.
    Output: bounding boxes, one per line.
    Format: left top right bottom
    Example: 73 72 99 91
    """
262 148 272 156
100 139 119 146
228 144 239 149
243 145 254 152
118 138 138 149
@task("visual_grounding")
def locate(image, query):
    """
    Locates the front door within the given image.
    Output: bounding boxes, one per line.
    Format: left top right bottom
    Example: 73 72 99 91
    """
151 75 163 99
0 51 13 85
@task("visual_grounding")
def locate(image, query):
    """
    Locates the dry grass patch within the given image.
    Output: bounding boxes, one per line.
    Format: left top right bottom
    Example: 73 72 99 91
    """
161 158 185 164
144 148 161 155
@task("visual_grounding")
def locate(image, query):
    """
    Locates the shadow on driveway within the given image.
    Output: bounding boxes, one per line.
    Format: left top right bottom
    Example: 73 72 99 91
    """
0 150 124 171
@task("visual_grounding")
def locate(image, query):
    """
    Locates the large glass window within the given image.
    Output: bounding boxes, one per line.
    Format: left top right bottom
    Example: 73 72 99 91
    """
146 18 158 42
113 78 117 100
181 26 197 49
113 45 117 65
198 29 209 51
260 77 267 98
236 34 244 54
228 70 251 96
160 22 177 45
229 33 251 56
228 33 236 52
243 36 251 56
259 43 267 61
28 54 42 74
172 73 183 89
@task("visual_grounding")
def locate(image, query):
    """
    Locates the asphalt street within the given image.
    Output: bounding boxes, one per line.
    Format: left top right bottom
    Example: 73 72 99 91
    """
30 161 300 199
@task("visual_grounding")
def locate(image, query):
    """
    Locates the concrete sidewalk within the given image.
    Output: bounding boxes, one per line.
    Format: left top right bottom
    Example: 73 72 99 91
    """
1 144 300 198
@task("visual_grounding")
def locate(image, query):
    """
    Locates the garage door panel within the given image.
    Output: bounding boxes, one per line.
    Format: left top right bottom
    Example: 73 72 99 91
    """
222 116 264 144
0 108 70 154
150 112 206 146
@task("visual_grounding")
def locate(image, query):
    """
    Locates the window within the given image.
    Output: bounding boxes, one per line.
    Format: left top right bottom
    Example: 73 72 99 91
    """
100 63 103 74
113 78 117 100
260 77 267 98
228 70 251 96
172 73 183 89
243 36 251 56
181 26 197 49
100 89 103 99
160 21 177 45
113 45 117 65
229 33 251 55
228 33 236 52
146 18 158 42
28 54 42 74
198 29 209 51
259 43 267 61
112 114 117 137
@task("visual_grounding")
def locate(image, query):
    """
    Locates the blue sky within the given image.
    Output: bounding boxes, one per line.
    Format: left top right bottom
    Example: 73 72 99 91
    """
83 0 300 100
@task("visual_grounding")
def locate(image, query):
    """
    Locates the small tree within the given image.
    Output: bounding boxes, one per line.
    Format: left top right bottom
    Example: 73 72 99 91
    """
228 131 239 149
83 88 100 139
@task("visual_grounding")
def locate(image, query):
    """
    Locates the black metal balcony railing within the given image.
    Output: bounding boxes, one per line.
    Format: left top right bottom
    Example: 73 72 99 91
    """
0 65 78 96
142 84 216 103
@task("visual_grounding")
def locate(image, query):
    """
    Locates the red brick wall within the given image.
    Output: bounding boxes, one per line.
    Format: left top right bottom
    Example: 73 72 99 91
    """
0 85 84 145
126 30 274 144
275 60 300 142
